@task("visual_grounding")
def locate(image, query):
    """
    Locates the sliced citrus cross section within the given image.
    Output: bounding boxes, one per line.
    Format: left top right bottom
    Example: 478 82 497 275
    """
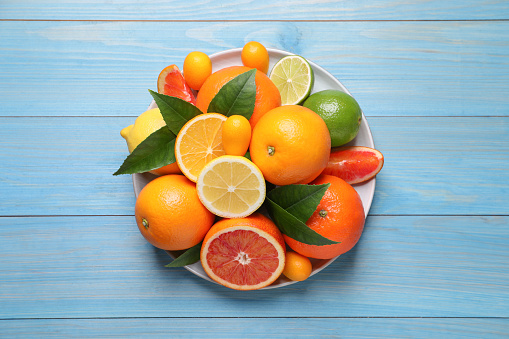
196 155 265 218
157 64 196 104
269 55 314 105
322 146 384 184
201 214 286 290
175 113 227 182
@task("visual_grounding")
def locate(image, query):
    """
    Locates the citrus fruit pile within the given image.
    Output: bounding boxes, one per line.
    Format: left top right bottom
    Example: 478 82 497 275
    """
116 42 384 291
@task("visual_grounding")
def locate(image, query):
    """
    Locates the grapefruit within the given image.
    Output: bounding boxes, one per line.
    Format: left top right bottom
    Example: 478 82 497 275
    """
157 64 196 104
200 213 286 290
322 146 384 184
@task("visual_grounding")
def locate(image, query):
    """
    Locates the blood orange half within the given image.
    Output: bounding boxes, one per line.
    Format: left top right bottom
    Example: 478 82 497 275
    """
322 146 384 184
157 64 196 104
200 214 286 291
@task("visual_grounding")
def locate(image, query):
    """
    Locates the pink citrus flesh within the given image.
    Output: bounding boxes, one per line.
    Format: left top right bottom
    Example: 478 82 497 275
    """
157 64 196 104
201 222 286 290
322 146 384 184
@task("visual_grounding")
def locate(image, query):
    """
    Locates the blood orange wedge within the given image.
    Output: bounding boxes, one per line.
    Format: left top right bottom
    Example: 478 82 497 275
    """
175 113 227 182
322 146 384 184
157 64 196 104
201 213 286 291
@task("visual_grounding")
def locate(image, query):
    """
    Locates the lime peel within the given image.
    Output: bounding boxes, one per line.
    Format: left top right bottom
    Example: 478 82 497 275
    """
269 55 314 105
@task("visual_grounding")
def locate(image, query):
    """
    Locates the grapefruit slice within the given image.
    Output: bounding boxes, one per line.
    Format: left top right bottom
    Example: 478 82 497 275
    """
322 146 384 184
201 214 286 290
157 64 196 104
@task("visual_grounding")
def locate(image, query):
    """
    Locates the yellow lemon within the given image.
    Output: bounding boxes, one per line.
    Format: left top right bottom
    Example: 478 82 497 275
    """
196 155 266 218
120 108 180 175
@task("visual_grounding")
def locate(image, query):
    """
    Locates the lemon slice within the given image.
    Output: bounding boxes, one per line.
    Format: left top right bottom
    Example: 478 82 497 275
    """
196 155 266 218
175 113 227 182
269 55 314 105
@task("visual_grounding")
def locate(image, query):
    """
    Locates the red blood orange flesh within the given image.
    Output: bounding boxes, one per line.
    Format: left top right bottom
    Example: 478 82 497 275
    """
157 64 196 104
201 214 286 290
322 146 384 184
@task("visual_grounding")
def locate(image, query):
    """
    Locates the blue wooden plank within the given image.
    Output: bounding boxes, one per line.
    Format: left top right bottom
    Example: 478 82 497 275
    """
0 117 135 215
1 21 508 117
369 116 509 215
0 0 508 20
0 215 507 318
0 116 507 216
0 318 507 338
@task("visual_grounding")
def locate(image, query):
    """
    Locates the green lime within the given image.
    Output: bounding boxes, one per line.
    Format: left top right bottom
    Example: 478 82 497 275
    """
269 55 314 105
303 89 362 147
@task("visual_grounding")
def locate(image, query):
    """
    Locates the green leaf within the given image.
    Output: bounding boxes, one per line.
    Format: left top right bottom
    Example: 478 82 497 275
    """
265 180 277 193
113 127 176 175
267 183 330 223
243 150 251 161
165 242 202 267
265 196 339 246
149 89 202 135
207 69 256 119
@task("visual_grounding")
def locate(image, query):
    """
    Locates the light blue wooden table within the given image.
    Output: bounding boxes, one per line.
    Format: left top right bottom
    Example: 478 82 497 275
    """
1 1 508 337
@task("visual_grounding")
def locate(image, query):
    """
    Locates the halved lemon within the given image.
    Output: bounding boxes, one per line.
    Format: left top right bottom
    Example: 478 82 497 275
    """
196 155 266 218
175 113 227 182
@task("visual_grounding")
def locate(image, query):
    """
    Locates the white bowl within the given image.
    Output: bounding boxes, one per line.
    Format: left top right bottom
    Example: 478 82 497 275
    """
132 48 375 289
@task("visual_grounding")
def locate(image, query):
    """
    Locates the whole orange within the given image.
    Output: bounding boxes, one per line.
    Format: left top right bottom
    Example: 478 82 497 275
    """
195 66 281 128
284 174 365 259
250 105 331 186
135 174 215 251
